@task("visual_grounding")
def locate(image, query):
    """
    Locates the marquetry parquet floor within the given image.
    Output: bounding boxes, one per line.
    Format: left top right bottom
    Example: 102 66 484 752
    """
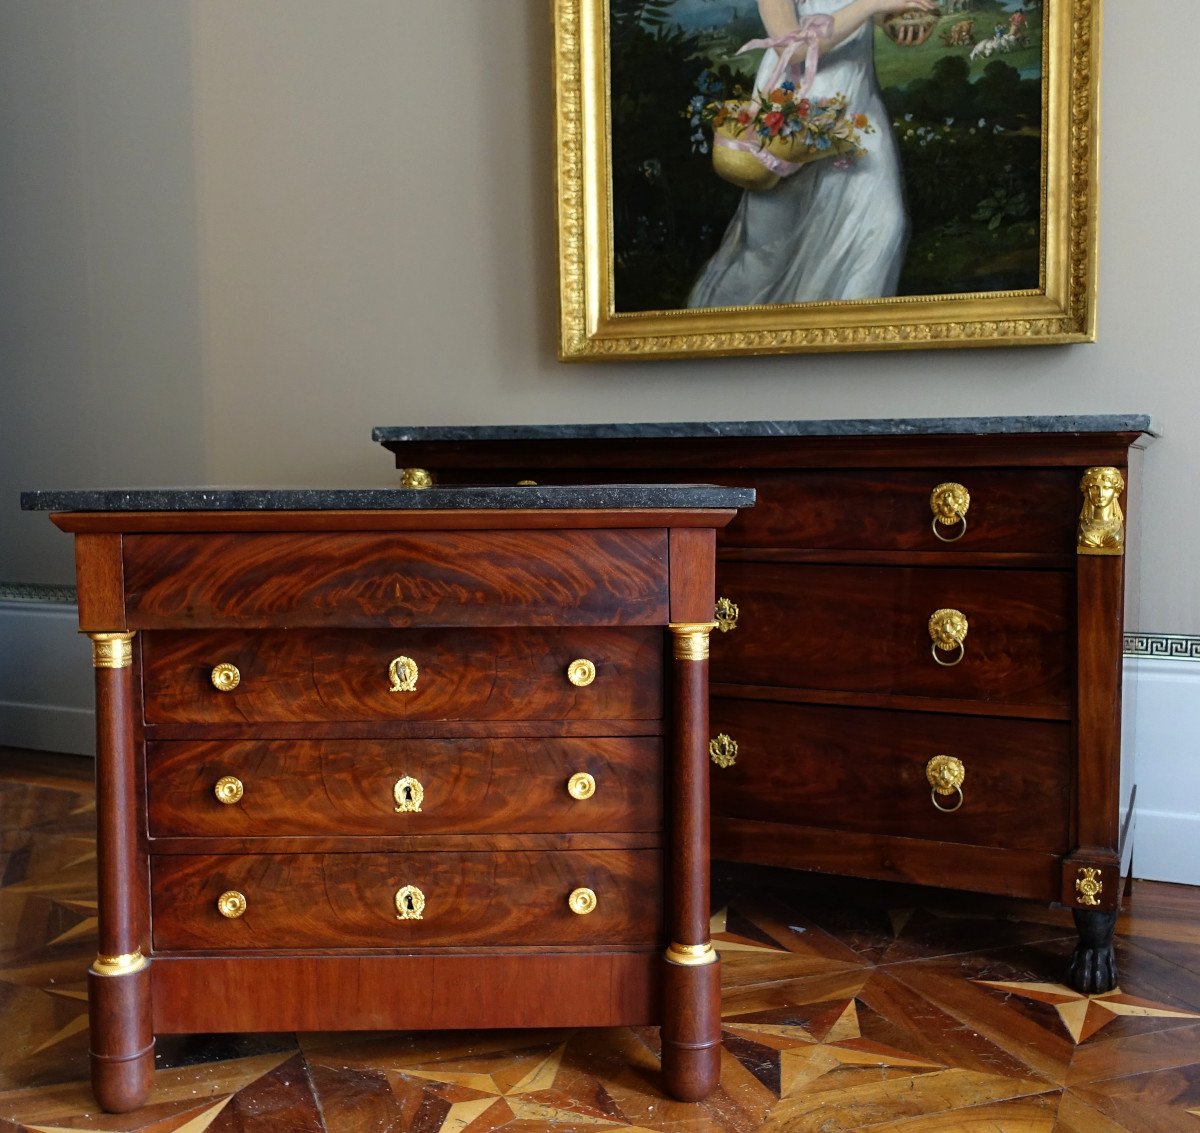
3 746 1200 1132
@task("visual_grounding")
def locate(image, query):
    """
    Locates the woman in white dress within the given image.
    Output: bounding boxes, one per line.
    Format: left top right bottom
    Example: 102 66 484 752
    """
688 0 938 308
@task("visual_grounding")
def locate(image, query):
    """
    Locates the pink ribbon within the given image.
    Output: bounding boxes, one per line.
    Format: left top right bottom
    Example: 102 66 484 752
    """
716 17 834 181
714 129 810 178
736 15 833 102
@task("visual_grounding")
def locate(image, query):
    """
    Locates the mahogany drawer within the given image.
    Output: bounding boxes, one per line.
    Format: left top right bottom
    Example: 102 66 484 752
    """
716 469 1079 554
711 563 1072 710
150 849 662 950
122 529 669 628
147 736 663 837
141 627 662 724
709 698 1071 853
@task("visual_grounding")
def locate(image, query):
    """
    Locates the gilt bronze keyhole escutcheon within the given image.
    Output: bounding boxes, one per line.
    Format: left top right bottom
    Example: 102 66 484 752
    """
393 776 424 813
388 656 418 692
709 734 738 769
395 885 425 920
715 597 739 632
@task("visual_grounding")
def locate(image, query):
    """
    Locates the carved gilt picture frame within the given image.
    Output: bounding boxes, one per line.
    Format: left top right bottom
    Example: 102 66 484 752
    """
554 0 1099 360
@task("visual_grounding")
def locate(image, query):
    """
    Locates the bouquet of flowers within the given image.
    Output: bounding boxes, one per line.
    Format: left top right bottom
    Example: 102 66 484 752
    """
687 72 873 192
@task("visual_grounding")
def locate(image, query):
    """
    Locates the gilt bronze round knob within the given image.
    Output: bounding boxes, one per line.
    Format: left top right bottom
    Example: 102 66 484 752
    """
567 659 596 687
217 890 247 919
568 887 597 915
210 663 241 692
214 776 244 805
567 772 596 800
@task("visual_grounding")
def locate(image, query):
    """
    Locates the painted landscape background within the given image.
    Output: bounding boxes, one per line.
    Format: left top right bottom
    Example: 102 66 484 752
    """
609 0 1044 312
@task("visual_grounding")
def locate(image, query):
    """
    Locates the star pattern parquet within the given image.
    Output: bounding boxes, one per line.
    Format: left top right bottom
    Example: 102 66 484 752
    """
3 747 1200 1132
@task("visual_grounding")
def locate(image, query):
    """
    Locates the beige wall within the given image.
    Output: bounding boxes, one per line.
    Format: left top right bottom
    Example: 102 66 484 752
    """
3 1 1196 633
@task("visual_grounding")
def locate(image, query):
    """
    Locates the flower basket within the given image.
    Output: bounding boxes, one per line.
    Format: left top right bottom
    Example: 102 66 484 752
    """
882 10 939 46
707 96 871 192
713 113 862 191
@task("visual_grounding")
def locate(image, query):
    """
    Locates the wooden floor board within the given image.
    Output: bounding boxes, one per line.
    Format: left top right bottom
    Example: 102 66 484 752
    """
2 747 1198 1132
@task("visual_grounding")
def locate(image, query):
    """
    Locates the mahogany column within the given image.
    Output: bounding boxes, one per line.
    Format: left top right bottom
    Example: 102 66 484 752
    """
661 620 721 1102
86 632 154 1112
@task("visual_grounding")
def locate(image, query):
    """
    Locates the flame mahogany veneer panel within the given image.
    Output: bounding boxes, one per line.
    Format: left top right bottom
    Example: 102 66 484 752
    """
122 529 670 628
711 562 1072 710
147 736 663 837
141 627 663 724
709 698 1071 852
150 849 663 951
714 468 1081 553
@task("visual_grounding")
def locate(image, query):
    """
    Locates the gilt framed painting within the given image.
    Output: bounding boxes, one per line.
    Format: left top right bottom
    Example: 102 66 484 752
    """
554 0 1099 360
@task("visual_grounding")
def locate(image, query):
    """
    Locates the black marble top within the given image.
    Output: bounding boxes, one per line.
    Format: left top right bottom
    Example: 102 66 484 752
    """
20 484 754 513
372 415 1156 444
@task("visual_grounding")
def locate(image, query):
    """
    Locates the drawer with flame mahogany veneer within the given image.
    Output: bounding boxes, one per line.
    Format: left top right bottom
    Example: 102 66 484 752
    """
149 849 664 952
140 627 663 724
708 698 1070 855
714 468 1081 555
710 562 1072 713
146 737 663 838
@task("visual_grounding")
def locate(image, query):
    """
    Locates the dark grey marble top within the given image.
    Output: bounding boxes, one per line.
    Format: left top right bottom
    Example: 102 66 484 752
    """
20 484 754 513
372 415 1156 444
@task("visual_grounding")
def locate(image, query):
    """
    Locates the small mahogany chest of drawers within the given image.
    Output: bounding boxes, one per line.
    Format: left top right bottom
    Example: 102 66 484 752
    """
23 484 751 1112
373 415 1155 995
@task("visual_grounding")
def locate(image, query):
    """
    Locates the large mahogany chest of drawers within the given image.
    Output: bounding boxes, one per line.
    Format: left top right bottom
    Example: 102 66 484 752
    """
374 415 1156 994
24 484 751 1112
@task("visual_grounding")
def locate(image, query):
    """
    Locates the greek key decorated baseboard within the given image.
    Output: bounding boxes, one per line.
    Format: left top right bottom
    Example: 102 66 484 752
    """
1124 634 1200 662
0 582 79 603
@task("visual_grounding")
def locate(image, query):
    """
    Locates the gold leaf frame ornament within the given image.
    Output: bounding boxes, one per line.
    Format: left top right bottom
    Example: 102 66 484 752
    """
553 0 1100 360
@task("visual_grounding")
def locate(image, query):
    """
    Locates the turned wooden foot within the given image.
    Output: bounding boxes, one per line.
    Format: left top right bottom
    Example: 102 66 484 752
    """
660 956 722 1101
1065 907 1118 994
88 966 154 1112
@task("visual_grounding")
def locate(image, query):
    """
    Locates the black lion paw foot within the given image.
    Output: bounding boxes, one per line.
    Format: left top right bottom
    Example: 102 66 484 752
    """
1066 942 1118 994
1067 907 1119 993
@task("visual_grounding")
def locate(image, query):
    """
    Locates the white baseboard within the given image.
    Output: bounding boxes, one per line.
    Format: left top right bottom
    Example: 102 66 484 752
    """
1127 655 1200 886
0 598 95 756
0 699 95 756
1 596 1197 884
1131 814 1200 888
